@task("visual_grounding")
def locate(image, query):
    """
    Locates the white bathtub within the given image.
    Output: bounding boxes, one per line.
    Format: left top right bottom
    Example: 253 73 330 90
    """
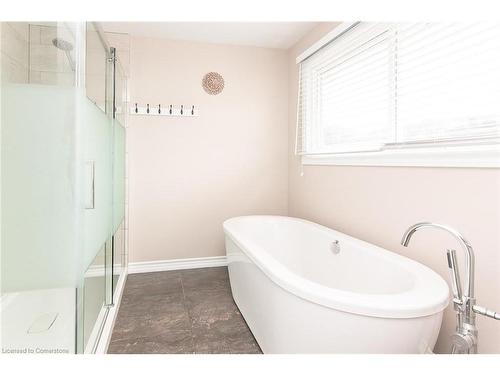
223 216 450 354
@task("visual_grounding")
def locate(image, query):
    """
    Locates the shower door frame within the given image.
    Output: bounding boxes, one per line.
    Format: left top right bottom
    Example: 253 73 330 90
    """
79 22 128 354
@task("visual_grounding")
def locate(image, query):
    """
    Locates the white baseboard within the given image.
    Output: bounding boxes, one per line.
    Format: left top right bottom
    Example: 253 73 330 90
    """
128 256 228 274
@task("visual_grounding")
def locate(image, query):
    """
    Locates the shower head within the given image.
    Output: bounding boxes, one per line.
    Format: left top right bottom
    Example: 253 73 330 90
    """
51 37 73 52
51 37 75 71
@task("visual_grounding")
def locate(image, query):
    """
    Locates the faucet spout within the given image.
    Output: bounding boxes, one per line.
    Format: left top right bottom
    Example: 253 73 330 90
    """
401 222 475 299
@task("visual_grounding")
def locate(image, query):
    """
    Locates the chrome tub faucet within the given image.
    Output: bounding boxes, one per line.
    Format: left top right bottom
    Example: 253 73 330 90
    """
401 222 499 354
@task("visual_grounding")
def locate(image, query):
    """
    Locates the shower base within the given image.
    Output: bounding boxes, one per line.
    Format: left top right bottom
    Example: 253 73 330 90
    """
1 288 75 354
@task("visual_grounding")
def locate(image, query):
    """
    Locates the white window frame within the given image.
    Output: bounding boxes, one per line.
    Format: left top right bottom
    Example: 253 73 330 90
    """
296 22 500 168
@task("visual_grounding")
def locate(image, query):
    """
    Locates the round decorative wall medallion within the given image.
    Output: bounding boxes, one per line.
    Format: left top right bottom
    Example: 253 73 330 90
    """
202 72 225 95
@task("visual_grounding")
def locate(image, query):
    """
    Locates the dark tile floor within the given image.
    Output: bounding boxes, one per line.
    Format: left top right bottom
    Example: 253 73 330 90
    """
107 267 262 354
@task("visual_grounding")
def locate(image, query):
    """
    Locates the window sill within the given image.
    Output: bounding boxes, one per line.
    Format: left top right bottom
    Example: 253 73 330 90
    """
301 144 500 168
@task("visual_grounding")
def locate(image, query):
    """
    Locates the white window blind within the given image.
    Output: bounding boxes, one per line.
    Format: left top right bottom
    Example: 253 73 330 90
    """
396 23 500 144
296 22 500 157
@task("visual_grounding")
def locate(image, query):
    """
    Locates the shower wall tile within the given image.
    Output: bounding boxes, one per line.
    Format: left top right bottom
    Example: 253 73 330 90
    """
28 24 76 86
29 25 41 45
29 70 41 83
39 24 74 46
7 22 29 42
85 72 106 109
30 70 75 86
40 71 69 85
1 22 29 83
39 25 58 45
0 51 28 83
85 25 108 111
29 44 73 73
1 22 29 71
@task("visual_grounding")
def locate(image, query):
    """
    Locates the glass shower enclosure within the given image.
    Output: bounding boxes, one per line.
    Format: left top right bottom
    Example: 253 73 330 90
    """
1 22 127 354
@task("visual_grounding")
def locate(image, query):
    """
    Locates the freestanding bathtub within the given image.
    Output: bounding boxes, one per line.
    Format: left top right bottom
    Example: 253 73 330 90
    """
223 216 450 354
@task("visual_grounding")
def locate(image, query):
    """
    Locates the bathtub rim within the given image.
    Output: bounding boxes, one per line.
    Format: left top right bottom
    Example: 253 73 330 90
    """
224 215 450 319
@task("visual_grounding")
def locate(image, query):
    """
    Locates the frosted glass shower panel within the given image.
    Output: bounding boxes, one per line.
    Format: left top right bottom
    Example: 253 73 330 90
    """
1 84 78 292
80 91 113 271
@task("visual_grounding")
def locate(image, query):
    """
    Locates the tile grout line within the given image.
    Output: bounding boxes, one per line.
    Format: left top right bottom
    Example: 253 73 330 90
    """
179 273 196 354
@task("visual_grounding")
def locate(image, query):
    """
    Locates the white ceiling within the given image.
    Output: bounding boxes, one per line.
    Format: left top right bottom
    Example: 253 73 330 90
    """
100 22 319 49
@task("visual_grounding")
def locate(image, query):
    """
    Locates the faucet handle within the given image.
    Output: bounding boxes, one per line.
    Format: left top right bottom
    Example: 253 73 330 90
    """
446 249 463 305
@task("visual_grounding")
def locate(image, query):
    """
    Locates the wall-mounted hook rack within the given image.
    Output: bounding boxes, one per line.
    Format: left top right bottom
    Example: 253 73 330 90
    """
130 103 199 117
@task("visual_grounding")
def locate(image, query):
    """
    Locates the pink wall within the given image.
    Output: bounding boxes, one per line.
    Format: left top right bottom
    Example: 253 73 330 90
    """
288 23 500 353
127 36 289 263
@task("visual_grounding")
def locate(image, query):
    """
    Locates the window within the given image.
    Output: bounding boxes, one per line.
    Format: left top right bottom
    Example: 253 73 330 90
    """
296 22 500 167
